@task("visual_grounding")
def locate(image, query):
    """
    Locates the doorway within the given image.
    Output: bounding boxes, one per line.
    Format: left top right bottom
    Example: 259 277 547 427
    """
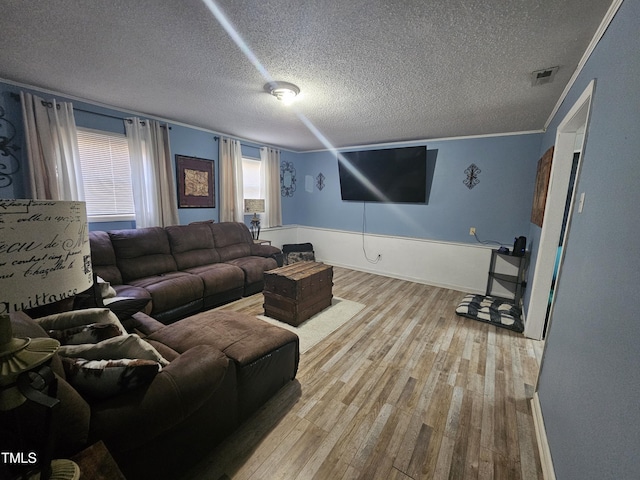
524 80 594 340
542 150 581 335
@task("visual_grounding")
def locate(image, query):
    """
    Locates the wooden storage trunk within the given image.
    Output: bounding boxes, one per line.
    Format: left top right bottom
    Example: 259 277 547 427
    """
263 262 333 326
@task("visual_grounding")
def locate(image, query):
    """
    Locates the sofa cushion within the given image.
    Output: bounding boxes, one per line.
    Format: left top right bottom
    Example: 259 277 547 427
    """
250 243 282 257
58 333 169 366
61 357 161 400
146 310 298 367
109 227 178 281
123 315 181 361
48 323 123 345
217 242 251 262
144 339 180 362
36 308 127 338
166 224 221 269
182 263 245 297
127 272 204 316
57 333 168 401
208 222 252 261
225 256 278 287
89 231 123 285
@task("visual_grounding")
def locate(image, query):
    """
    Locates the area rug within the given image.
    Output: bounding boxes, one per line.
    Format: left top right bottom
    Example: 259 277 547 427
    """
455 294 524 333
258 297 365 353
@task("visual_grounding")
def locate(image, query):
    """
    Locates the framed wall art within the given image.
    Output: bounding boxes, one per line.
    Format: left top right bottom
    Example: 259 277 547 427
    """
531 146 554 227
176 155 215 208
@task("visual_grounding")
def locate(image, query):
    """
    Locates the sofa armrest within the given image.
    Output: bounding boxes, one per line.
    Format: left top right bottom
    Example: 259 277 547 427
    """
122 312 166 336
250 244 281 257
89 345 229 452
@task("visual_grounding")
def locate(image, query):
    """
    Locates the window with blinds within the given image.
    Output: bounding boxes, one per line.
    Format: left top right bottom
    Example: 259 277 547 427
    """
77 128 136 221
242 157 262 199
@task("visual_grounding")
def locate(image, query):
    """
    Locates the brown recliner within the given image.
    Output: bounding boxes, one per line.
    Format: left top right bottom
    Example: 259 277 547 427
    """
165 223 246 308
209 222 280 295
88 230 152 312
107 227 205 322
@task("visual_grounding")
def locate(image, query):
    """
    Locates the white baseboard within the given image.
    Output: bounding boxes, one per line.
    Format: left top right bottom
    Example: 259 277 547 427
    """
320 258 479 293
531 392 556 480
262 225 493 294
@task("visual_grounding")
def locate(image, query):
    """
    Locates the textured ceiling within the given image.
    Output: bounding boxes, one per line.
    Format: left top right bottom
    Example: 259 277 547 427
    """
0 0 613 151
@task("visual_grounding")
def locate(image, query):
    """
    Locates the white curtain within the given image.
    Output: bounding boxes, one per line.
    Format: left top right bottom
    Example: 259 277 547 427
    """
21 92 84 200
125 117 179 228
260 146 282 227
219 137 244 222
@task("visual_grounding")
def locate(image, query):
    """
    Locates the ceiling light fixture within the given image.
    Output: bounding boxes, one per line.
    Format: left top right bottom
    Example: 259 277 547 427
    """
265 81 300 105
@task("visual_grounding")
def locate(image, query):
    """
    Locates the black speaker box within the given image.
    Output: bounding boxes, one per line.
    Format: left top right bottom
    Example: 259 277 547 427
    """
513 236 527 257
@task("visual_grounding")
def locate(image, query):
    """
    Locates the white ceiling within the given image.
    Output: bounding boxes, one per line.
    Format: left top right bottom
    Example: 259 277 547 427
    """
0 0 613 151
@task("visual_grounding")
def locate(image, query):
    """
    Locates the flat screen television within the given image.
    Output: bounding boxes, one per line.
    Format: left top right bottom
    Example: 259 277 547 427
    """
338 146 427 203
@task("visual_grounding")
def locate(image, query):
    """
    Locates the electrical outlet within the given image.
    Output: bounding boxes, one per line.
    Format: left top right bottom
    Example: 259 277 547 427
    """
469 227 476 236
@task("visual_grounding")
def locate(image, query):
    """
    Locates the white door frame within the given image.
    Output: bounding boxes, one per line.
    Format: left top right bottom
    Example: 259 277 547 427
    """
524 80 595 340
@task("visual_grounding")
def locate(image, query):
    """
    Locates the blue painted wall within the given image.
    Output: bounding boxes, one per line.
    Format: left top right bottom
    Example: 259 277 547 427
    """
168 124 218 225
282 134 542 244
3 81 541 245
0 81 267 229
534 1 640 478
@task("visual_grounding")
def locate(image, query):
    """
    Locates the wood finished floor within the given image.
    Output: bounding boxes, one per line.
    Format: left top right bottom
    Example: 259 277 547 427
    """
180 266 545 480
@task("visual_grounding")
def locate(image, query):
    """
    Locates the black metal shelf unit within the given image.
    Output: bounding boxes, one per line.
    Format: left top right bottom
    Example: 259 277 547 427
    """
486 249 528 305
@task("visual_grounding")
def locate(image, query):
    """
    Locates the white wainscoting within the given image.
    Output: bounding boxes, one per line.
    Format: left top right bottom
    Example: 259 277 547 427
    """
261 225 493 294
258 224 299 249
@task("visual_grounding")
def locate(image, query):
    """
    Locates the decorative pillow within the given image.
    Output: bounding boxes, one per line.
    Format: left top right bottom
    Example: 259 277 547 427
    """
57 333 169 366
285 251 316 265
103 297 151 320
48 323 123 345
61 357 161 399
96 276 117 299
36 308 126 340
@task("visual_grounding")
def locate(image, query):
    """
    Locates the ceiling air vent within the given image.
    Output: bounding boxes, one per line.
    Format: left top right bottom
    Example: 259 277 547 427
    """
531 66 559 87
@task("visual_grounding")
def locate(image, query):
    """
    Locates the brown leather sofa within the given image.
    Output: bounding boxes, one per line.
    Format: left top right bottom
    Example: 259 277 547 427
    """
89 222 282 323
5 307 299 480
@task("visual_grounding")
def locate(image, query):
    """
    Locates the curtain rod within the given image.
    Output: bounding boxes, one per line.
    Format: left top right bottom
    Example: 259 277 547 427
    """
9 94 170 129
42 101 171 129
213 136 264 150
75 107 171 129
